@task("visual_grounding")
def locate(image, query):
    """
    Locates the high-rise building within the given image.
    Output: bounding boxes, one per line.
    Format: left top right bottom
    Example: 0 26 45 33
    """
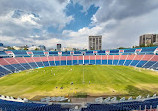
0 43 3 47
57 44 61 51
0 43 4 51
89 36 102 50
139 34 158 46
38 45 46 51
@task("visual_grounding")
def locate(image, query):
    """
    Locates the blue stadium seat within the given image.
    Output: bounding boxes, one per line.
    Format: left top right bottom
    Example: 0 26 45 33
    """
62 51 70 56
90 60 95 64
143 61 157 68
55 61 60 66
0 66 11 75
12 64 26 71
36 62 44 67
110 50 119 54
130 60 139 66
0 99 46 111
118 60 125 65
21 63 32 69
84 60 89 64
136 61 147 67
107 60 112 65
0 51 7 56
86 51 93 55
43 61 50 67
96 60 101 65
113 60 119 65
124 60 132 66
74 51 82 55
32 51 44 56
61 61 66 65
141 47 157 53
4 65 17 72
28 62 38 68
102 60 107 65
150 62 158 70
97 50 105 55
12 50 28 56
67 60 72 65
49 61 55 66
82 98 158 111
79 60 83 64
124 49 136 53
49 51 58 56
73 60 78 65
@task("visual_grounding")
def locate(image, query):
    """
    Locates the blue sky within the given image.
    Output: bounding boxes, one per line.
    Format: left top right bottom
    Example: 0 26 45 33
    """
0 0 158 49
65 2 99 31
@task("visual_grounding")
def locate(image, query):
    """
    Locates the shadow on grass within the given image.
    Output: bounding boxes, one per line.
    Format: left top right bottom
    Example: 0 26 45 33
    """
125 85 155 97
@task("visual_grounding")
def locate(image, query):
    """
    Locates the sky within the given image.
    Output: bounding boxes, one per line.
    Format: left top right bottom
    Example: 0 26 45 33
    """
0 0 158 50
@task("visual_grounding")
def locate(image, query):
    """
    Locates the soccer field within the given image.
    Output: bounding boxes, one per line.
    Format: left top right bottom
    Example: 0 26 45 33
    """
0 65 158 100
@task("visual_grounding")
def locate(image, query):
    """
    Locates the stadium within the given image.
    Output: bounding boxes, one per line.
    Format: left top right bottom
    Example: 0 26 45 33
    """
0 46 158 111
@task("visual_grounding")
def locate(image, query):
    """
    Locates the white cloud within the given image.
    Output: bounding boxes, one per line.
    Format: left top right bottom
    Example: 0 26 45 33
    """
1 0 158 50
62 8 158 49
0 11 41 27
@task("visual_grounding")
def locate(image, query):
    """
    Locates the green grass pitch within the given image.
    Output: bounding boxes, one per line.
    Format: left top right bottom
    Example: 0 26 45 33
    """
0 65 158 100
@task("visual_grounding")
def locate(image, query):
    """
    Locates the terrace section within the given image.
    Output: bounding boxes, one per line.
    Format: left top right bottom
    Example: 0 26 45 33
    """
12 50 28 57
49 51 58 56
32 51 45 56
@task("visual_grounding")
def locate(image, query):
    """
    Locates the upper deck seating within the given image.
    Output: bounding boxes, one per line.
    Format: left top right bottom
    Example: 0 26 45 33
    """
0 51 7 56
62 51 70 56
97 50 105 55
0 99 46 111
32 51 44 56
141 47 157 53
12 50 28 56
110 50 119 54
74 51 82 55
86 51 93 55
49 51 58 56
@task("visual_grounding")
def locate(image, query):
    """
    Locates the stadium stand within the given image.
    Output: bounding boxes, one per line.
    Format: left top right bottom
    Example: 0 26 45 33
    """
82 101 157 111
124 48 136 54
12 50 28 57
74 51 82 55
141 47 157 53
0 47 158 110
0 99 47 111
97 50 105 55
110 49 119 54
0 51 8 56
85 51 93 55
62 51 70 56
49 51 58 56
0 47 158 76
32 51 45 56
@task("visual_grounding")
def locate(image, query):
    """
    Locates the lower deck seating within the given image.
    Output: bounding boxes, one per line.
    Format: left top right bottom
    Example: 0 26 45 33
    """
82 98 158 111
0 99 46 111
0 99 69 111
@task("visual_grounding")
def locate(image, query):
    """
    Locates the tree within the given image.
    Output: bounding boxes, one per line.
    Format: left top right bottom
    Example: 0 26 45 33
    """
23 47 28 50
117 47 127 49
35 48 39 50
139 44 146 47
7 46 15 50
